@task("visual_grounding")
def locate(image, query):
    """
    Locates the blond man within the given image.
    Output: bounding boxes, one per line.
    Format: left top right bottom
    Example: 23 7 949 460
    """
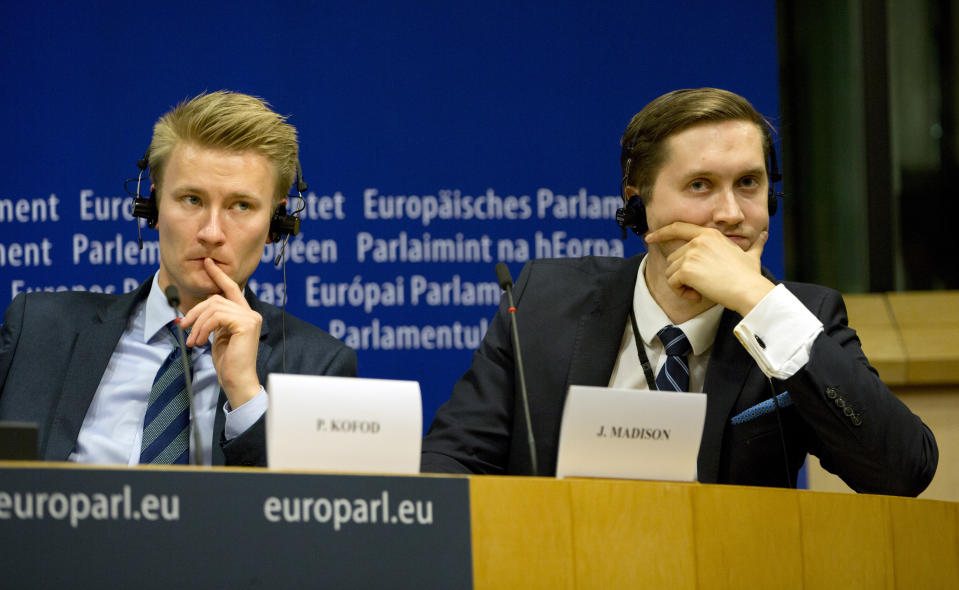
0 91 356 466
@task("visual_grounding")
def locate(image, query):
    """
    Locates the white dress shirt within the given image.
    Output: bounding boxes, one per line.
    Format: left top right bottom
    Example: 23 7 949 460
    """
608 257 824 391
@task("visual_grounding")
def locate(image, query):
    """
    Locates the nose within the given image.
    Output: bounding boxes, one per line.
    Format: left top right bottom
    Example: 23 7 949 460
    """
712 186 745 227
196 207 226 246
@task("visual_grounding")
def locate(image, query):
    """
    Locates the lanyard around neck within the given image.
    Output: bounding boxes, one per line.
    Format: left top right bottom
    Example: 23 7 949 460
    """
628 308 658 390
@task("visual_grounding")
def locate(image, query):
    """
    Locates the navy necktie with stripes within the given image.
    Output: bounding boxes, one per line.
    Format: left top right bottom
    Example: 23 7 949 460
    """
140 324 192 464
655 325 691 392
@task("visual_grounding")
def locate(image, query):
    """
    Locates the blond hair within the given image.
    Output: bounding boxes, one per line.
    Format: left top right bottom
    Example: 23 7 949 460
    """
148 91 299 204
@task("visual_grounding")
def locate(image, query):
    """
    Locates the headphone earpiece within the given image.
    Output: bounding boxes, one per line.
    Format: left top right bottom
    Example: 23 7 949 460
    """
269 203 301 242
270 164 306 242
615 195 647 238
131 150 158 231
766 129 782 216
615 156 649 238
132 187 159 229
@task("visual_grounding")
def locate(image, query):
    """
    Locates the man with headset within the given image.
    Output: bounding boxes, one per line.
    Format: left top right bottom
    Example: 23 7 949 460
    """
421 87 938 496
0 91 356 466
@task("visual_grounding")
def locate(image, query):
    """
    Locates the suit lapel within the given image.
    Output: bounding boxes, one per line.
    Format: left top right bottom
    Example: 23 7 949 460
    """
565 255 643 390
696 308 758 483
211 387 228 466
45 280 153 460
250 292 274 383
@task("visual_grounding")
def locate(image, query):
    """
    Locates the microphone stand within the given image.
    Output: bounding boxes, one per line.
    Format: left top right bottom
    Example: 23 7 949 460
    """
165 286 203 467
495 263 538 476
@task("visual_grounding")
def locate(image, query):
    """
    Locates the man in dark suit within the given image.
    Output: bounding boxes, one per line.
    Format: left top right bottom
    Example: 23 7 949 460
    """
0 91 356 466
421 88 937 496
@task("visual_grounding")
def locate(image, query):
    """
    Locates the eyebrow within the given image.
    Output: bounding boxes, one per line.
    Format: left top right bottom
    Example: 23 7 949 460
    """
169 185 208 196
684 167 767 179
169 186 263 200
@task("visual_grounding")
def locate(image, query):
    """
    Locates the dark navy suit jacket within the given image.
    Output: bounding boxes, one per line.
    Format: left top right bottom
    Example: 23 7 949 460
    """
421 255 937 496
0 278 356 466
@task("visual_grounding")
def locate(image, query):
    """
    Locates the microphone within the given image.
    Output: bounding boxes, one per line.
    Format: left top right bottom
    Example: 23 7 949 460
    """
494 263 538 476
165 285 203 467
164 285 180 308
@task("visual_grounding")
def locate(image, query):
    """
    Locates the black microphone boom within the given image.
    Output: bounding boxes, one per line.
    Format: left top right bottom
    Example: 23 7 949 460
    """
495 263 512 290
164 285 181 309
164 285 202 467
494 262 538 476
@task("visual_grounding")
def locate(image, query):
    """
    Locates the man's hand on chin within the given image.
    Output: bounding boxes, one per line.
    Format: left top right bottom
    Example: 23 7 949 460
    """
180 257 263 409
645 221 775 316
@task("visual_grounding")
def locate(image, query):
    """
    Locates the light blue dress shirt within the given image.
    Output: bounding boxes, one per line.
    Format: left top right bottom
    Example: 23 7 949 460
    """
69 274 268 465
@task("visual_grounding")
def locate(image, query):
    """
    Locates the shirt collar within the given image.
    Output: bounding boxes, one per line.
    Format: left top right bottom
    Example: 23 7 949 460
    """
143 274 180 344
633 256 724 355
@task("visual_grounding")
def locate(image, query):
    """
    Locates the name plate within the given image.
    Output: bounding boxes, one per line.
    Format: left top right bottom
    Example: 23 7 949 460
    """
555 385 706 481
267 374 422 473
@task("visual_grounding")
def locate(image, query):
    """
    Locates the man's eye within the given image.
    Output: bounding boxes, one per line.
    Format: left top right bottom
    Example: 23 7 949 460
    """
689 180 709 191
233 201 251 211
183 195 201 205
739 176 760 188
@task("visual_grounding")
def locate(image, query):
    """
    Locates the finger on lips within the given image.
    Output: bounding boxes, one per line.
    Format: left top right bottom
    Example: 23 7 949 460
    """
203 258 244 301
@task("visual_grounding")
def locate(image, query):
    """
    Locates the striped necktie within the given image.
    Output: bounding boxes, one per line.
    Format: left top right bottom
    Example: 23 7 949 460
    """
140 324 192 464
655 325 691 392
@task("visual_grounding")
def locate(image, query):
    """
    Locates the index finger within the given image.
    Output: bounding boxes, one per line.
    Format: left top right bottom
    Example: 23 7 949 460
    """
644 221 709 244
203 257 246 303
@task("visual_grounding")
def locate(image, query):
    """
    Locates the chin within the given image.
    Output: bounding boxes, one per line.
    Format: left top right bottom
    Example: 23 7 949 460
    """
180 277 218 297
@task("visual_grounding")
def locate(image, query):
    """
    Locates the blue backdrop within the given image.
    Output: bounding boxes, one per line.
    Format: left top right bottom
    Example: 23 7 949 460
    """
0 1 781 431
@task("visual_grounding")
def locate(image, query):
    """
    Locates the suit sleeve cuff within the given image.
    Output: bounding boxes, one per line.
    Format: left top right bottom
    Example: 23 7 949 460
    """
733 284 823 379
223 387 268 441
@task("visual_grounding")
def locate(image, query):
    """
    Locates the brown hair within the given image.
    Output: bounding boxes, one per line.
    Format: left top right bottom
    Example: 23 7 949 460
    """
148 91 299 204
620 88 774 202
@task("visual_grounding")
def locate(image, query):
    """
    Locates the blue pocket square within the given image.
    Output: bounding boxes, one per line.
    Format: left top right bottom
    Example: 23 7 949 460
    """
730 392 792 425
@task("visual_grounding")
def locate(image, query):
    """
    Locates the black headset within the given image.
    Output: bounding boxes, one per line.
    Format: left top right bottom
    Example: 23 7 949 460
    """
615 123 783 238
130 149 305 246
